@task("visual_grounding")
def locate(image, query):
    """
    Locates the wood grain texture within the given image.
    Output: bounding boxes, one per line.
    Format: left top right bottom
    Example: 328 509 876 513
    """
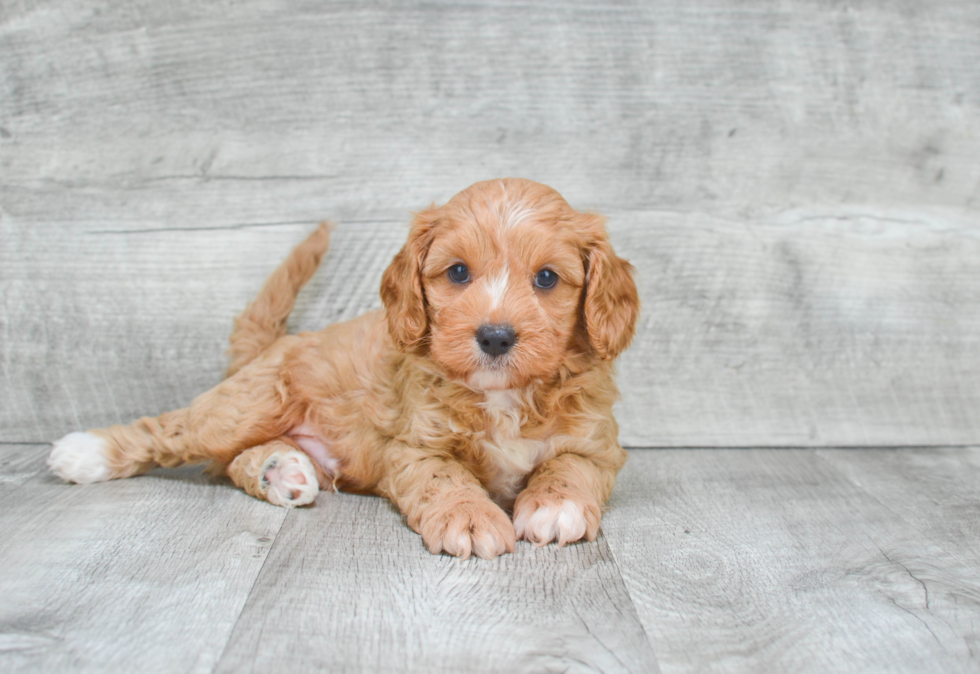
0 444 288 674
213 491 659 674
817 447 980 567
613 208 980 447
6 443 980 672
0 444 659 673
0 222 405 442
2 0 978 212
2 0 979 446
601 450 980 673
2 209 978 446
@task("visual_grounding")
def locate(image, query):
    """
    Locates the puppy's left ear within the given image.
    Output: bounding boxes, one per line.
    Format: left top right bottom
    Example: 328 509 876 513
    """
582 216 640 360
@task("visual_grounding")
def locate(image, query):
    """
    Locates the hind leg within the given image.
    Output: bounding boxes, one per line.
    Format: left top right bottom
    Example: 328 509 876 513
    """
48 347 298 485
227 439 324 507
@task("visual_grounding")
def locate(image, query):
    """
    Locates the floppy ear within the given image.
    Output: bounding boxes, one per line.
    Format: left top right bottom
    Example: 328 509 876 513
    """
380 210 437 351
582 218 640 360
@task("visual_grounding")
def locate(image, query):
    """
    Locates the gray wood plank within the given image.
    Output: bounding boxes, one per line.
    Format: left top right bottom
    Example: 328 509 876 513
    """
214 491 659 674
0 222 404 443
0 443 48 487
3 0 979 446
816 447 980 567
3 206 978 446
7 441 980 673
0 444 287 673
612 208 980 447
601 450 980 673
2 0 978 213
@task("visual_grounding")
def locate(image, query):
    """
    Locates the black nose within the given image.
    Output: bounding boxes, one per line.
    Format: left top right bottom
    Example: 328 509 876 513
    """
476 324 516 357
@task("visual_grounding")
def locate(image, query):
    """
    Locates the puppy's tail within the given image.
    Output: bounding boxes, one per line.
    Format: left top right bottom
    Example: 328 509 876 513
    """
226 223 333 377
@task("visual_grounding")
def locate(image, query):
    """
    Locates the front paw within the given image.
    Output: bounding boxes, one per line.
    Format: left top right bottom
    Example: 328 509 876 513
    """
513 496 598 547
418 499 516 560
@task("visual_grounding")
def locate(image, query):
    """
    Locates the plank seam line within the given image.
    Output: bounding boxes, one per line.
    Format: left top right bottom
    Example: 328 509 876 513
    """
86 221 321 235
209 509 291 674
86 219 403 235
142 174 339 182
595 530 661 669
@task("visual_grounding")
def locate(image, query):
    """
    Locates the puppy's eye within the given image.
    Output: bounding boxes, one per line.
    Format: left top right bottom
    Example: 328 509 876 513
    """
534 269 558 289
448 263 470 283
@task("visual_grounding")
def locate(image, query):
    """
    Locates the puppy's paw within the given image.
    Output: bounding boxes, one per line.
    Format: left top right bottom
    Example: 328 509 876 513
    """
513 498 594 547
48 432 112 484
261 450 318 508
419 499 516 560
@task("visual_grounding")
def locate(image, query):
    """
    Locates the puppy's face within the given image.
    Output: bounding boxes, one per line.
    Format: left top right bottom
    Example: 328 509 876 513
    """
381 179 639 391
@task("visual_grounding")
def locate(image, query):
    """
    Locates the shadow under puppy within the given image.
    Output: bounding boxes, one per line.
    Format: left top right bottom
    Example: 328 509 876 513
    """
49 178 640 559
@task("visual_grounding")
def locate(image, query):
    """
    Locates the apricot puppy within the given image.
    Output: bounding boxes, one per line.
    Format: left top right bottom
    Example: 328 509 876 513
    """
48 178 640 559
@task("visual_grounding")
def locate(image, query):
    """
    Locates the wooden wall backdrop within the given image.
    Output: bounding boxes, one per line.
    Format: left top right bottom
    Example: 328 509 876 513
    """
2 0 979 447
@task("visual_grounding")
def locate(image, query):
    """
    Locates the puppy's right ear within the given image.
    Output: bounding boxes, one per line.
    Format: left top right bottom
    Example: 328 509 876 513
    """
380 209 438 351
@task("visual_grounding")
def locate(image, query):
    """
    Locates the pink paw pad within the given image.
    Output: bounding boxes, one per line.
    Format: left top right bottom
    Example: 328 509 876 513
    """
260 451 318 507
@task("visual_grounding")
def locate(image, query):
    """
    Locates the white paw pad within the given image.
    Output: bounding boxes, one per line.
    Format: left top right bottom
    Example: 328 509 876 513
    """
261 451 318 507
48 432 111 484
514 499 588 546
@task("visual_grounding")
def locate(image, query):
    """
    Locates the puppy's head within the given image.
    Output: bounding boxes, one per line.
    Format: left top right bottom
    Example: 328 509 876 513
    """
380 178 639 391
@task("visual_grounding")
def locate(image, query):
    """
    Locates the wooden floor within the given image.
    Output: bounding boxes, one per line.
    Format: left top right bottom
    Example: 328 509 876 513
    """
1 443 978 673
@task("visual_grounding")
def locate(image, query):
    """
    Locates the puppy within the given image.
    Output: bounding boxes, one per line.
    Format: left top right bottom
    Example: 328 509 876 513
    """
48 178 640 559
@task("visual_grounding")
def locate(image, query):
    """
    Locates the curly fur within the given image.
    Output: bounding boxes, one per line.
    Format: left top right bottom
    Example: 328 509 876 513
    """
48 178 640 559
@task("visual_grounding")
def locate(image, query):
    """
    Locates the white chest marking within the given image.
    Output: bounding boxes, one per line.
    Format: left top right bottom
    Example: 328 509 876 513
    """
467 369 511 391
479 389 549 506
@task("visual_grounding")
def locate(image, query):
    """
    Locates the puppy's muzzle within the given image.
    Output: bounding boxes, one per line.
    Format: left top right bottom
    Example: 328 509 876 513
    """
476 324 516 358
